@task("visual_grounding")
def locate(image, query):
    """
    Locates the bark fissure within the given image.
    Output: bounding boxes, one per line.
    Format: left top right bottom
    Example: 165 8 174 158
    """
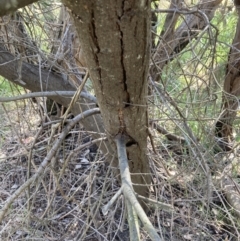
117 1 130 107
118 108 126 134
90 9 102 89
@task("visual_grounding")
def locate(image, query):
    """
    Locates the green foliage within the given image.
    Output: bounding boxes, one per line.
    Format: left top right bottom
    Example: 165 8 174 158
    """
0 78 16 96
212 10 237 64
154 8 238 144
0 78 11 95
20 1 61 53
0 77 24 96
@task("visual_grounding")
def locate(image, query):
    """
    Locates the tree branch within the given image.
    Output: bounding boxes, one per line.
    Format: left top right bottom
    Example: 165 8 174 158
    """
150 121 185 143
0 91 97 103
151 0 223 81
221 176 240 219
0 108 100 224
0 45 75 100
0 44 108 153
115 134 161 241
0 0 38 17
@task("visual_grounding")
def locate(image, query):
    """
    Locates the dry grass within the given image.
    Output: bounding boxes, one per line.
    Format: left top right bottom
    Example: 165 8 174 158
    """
0 94 239 241
0 1 239 240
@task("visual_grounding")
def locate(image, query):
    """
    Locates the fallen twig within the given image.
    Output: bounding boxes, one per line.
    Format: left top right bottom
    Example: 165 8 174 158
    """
150 120 185 143
221 176 240 219
0 108 100 223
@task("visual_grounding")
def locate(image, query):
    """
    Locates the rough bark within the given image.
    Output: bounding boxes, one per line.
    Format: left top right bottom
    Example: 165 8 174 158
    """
0 0 38 17
215 0 240 151
62 0 151 197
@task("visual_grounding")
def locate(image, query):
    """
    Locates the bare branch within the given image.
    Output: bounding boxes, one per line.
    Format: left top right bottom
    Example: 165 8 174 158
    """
221 176 240 218
151 0 223 81
0 44 75 99
115 134 161 241
102 188 122 216
0 108 100 224
0 0 39 17
0 44 106 152
150 121 185 143
135 193 174 212
0 91 97 103
160 0 181 38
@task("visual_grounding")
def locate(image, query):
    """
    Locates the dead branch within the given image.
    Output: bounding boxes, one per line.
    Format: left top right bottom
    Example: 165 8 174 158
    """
102 188 122 215
0 91 97 103
221 176 240 219
115 134 161 241
151 0 223 81
0 108 100 224
135 193 174 212
102 188 174 216
150 121 185 143
0 0 39 17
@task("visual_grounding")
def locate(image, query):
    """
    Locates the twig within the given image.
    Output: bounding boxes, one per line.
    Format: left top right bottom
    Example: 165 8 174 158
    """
27 126 44 217
40 137 107 219
1 104 29 151
135 193 174 212
47 72 90 146
76 155 116 241
62 71 89 123
150 120 185 143
0 108 100 223
150 80 212 195
102 188 122 215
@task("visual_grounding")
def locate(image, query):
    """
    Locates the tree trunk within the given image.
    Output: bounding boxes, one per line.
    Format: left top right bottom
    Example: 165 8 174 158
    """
215 0 240 151
0 0 224 195
62 0 151 197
